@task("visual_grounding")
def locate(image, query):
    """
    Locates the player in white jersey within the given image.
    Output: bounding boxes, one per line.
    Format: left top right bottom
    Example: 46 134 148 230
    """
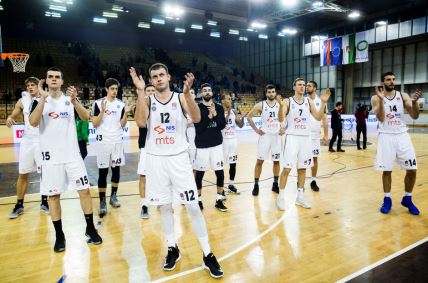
371 71 422 215
92 78 131 217
130 63 223 278
137 84 156 219
186 88 197 167
6 77 49 218
29 67 101 252
221 93 244 194
247 84 284 196
277 78 330 211
306 81 328 192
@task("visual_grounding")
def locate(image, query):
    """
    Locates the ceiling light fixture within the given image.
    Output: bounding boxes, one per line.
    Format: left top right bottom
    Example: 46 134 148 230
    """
250 21 267 29
191 24 203 30
93 17 107 23
348 11 360 19
138 22 150 29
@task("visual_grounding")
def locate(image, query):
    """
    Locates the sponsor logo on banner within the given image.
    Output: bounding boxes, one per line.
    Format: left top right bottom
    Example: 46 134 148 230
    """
16 130 24 138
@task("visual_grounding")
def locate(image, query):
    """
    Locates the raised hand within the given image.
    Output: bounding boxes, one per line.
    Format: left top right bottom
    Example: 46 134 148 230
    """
38 79 49 99
412 89 422 102
6 117 16 128
276 95 283 104
209 104 217 118
124 103 132 113
375 86 384 100
129 67 145 91
101 99 107 112
66 86 78 103
321 88 331 103
183 73 195 95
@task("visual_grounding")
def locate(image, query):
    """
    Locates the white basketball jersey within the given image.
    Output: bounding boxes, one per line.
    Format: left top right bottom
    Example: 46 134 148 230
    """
261 100 280 135
38 94 80 164
286 97 311 136
93 98 125 143
21 92 39 141
378 91 407 134
222 109 237 139
146 92 189 155
186 114 196 148
309 95 326 139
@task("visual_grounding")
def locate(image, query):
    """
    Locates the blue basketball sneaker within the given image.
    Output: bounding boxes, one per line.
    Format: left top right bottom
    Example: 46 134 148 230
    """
401 196 420 215
380 197 392 214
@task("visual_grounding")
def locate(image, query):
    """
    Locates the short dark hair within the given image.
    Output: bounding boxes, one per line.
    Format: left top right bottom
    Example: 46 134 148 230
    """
105 78 120 89
144 84 154 90
293 78 305 86
308 80 318 89
336 101 343 107
381 72 395 82
148 63 169 76
220 93 231 102
200 83 211 90
264 84 276 94
25 76 39 85
47 67 63 79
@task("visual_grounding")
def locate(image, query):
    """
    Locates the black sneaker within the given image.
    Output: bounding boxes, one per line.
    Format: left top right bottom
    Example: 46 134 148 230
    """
252 184 259 196
272 182 279 194
310 180 320 192
198 200 204 210
215 200 228 212
54 234 66 253
227 185 240 195
329 148 335 152
85 228 103 245
203 253 224 278
163 246 181 271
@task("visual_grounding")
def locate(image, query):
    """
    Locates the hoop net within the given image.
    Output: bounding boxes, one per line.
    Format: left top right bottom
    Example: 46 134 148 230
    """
2 53 30 73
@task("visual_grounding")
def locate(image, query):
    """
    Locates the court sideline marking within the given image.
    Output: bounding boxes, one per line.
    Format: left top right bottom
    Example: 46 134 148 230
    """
336 236 428 283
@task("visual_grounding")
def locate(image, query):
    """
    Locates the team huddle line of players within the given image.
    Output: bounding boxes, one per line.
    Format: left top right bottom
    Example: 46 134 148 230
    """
5 64 422 279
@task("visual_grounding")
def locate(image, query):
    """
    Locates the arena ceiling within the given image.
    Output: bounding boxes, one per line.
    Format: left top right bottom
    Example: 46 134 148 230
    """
1 0 427 40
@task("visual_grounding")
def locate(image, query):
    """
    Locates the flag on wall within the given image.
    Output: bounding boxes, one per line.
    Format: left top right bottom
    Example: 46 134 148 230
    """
342 33 356 64
355 31 369 63
320 37 342 66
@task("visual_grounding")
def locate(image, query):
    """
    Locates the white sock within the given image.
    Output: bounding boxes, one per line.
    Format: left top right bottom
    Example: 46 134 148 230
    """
404 192 412 196
279 189 285 198
141 198 147 207
310 177 315 182
229 180 234 186
216 193 223 201
297 188 304 198
384 193 391 197
186 203 211 256
160 204 176 247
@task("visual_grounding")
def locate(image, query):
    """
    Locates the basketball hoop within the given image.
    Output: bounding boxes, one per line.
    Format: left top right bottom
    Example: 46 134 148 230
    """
1 53 30 73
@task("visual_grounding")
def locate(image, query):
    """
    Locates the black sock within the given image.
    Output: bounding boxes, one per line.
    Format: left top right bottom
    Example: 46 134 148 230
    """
99 191 106 202
16 199 24 207
41 195 48 205
84 213 96 232
273 176 279 184
255 178 259 185
53 219 64 238
111 186 118 196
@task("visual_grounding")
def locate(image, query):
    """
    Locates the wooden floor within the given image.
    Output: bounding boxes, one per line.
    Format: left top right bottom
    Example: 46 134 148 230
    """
0 132 428 283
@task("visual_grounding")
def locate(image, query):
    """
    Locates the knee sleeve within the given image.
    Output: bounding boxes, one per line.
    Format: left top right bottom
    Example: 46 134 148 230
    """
159 203 173 214
195 170 205 191
111 166 120 183
185 202 201 218
229 163 236 181
98 168 108 188
215 170 224 187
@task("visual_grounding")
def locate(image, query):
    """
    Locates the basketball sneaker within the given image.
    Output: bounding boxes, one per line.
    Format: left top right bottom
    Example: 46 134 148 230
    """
215 200 228 212
141 206 149 219
272 182 279 194
8 206 24 219
99 199 107 217
380 197 392 214
310 180 320 192
163 246 181 271
85 228 103 245
295 196 311 209
401 196 420 215
54 234 66 253
252 183 259 196
109 194 121 208
227 185 240 195
40 202 50 214
203 253 224 278
277 195 285 211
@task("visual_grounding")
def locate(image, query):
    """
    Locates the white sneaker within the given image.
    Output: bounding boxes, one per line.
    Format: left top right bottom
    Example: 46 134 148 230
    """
277 195 285 211
295 196 311 209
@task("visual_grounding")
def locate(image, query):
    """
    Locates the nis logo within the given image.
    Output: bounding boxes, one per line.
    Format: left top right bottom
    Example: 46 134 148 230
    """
49 112 69 119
